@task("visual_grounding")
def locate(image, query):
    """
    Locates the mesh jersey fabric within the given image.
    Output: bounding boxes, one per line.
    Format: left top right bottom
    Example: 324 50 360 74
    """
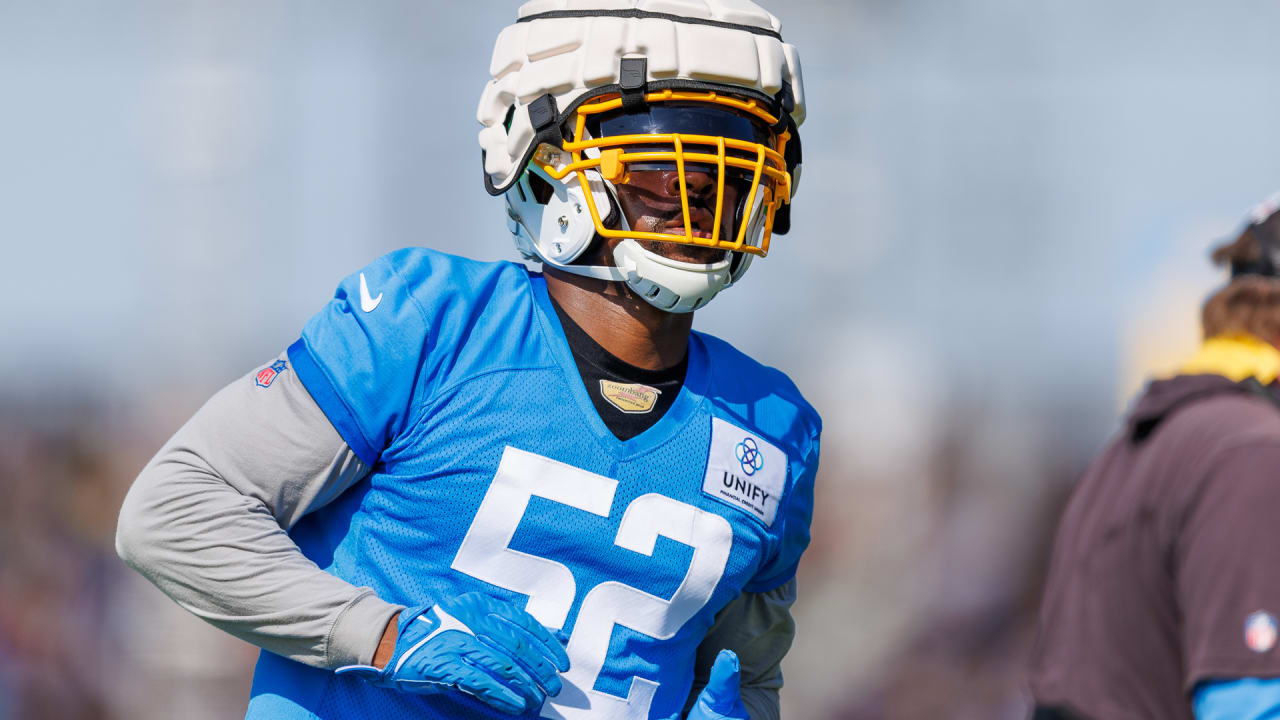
252 248 821 720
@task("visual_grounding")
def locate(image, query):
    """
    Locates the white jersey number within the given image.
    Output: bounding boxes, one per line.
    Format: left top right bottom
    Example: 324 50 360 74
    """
451 446 733 720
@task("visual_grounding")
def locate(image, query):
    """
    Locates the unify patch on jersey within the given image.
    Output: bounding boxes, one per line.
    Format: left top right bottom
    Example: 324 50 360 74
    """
702 417 787 526
598 380 661 414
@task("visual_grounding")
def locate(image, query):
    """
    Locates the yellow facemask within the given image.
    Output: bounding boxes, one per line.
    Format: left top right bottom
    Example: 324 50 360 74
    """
532 89 795 258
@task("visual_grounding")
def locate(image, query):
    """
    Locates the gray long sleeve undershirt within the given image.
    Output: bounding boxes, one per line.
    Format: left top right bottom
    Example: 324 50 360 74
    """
116 352 795 716
685 578 796 720
116 355 403 668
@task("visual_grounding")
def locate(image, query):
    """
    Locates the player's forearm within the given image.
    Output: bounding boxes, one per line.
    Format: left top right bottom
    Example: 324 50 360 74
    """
372 612 400 669
117 453 401 668
116 356 402 669
737 687 781 720
685 579 796 719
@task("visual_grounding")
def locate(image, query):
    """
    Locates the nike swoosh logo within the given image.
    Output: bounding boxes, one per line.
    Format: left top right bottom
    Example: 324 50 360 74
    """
359 273 383 313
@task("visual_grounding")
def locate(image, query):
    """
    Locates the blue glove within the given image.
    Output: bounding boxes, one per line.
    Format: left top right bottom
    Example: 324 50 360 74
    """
336 592 570 716
685 649 750 720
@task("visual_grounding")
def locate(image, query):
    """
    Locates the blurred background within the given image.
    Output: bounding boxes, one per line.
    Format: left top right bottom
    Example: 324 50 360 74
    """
3 0 1279 718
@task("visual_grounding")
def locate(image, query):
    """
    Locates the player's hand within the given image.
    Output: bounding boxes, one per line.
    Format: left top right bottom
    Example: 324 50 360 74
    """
684 649 750 720
336 592 570 715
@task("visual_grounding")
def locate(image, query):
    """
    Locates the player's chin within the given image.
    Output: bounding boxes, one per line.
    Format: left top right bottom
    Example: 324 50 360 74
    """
637 237 728 265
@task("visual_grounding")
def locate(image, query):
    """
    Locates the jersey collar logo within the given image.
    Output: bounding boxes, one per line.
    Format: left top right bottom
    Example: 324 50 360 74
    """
598 380 661 414
359 273 383 313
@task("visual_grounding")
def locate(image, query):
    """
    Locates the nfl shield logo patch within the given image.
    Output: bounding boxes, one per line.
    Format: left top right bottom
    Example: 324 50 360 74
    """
1245 611 1278 654
255 360 288 389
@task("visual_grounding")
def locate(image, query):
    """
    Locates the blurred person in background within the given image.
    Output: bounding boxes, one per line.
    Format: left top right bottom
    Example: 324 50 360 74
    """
114 2 819 719
1029 193 1280 720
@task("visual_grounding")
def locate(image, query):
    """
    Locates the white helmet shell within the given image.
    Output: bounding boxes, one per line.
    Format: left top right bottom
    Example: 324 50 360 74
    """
478 0 806 194
478 1 805 314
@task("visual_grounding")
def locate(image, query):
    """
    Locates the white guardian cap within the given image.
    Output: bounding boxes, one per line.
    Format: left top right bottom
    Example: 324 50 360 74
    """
477 0 806 313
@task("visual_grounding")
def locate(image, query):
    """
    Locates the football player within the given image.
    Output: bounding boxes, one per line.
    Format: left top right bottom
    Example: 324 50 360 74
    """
116 2 817 719
1029 193 1280 720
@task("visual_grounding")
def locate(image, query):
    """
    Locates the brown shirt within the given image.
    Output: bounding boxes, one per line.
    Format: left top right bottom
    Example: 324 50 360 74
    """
1029 374 1280 720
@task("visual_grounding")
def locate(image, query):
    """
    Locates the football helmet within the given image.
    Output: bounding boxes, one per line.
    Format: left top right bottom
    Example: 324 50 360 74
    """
478 0 806 313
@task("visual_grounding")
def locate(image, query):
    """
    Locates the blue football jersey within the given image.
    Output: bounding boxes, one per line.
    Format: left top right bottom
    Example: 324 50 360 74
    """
246 248 821 720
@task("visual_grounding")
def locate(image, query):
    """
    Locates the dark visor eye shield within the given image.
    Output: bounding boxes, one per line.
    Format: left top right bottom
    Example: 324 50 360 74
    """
533 88 796 256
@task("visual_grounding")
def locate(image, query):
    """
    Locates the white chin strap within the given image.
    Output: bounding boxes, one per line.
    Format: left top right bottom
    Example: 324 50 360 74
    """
541 257 627 283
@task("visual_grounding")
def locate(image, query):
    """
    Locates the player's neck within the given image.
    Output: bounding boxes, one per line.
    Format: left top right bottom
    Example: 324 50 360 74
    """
544 268 691 371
